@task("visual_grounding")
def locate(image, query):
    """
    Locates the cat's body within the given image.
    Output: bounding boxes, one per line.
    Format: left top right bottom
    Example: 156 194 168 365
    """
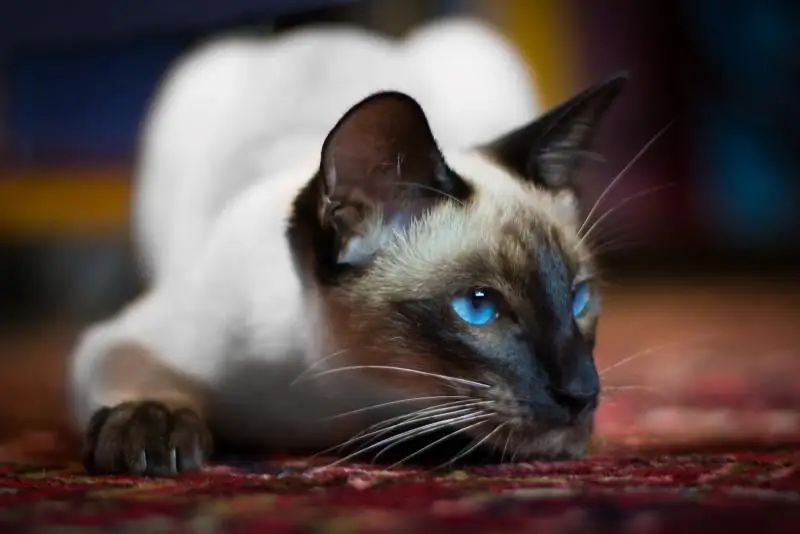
70 19 626 475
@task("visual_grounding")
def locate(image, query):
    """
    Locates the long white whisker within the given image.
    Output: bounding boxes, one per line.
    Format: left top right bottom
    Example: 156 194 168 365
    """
290 348 349 386
353 407 481 445
599 334 717 378
501 427 514 464
591 235 646 256
308 402 490 461
511 442 522 463
323 395 470 421
438 422 506 469
370 401 495 461
578 119 676 237
353 399 481 437
601 385 669 399
359 400 493 439
298 365 490 390
345 404 493 450
384 419 492 469
578 183 676 247
317 412 493 469
361 399 482 431
581 217 643 248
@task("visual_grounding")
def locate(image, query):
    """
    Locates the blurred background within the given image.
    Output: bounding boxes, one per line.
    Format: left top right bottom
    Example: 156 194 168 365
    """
0 0 797 462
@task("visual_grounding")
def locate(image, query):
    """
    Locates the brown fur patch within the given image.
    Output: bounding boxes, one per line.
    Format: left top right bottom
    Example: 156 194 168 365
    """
344 153 594 305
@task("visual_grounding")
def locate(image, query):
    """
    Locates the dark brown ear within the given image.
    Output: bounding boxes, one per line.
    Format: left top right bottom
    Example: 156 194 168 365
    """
317 91 469 265
483 73 628 193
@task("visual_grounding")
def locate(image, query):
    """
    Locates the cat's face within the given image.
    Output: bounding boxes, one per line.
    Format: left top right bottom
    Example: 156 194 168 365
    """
288 75 626 461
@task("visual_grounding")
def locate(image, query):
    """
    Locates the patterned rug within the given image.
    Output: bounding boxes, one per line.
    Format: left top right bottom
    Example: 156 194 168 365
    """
1 450 799 533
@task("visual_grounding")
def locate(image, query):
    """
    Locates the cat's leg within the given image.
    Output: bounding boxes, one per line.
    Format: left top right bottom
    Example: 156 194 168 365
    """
70 290 227 475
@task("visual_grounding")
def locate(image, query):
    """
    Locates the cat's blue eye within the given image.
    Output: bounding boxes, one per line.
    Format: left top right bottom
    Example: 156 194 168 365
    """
450 288 498 326
571 281 592 319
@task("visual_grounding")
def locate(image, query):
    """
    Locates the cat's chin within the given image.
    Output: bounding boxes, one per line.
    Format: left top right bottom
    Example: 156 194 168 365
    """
478 419 594 462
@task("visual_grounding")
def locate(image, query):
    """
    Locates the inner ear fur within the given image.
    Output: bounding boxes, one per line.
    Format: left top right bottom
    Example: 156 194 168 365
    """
315 91 470 263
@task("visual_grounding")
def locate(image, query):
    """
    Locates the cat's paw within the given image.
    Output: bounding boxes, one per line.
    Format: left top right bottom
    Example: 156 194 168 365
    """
82 401 212 476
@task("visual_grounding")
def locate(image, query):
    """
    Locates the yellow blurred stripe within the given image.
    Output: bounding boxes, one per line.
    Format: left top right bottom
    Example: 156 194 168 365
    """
0 2 580 237
504 0 580 107
0 167 131 236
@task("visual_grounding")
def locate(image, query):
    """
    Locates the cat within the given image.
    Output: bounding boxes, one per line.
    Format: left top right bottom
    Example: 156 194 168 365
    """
68 18 627 475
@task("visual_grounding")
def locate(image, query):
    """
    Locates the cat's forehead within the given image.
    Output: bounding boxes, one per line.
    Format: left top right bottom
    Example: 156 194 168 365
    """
353 150 592 300
444 149 581 230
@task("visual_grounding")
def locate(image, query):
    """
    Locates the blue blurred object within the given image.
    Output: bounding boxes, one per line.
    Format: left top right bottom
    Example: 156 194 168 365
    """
684 0 799 248
1 0 357 164
6 40 184 163
0 0 353 53
701 107 794 247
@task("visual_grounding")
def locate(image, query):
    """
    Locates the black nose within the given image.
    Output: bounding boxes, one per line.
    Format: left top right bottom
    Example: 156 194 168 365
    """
552 354 600 422
551 388 598 422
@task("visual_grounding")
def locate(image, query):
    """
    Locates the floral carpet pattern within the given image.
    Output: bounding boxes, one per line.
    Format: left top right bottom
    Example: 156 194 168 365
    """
1 450 799 533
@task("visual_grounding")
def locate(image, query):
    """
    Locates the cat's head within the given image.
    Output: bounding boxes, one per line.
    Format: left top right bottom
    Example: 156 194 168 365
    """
288 74 627 460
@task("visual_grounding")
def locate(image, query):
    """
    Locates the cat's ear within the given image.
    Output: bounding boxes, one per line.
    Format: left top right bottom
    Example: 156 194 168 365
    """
483 73 628 194
316 91 469 265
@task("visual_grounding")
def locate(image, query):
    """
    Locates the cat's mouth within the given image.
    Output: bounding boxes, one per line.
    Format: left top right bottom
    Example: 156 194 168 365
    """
473 418 593 462
452 387 597 461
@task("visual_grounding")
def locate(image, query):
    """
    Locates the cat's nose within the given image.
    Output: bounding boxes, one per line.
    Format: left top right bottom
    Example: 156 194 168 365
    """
551 386 598 422
552 354 600 422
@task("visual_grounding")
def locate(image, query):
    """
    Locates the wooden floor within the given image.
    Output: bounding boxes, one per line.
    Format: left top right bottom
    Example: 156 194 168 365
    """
0 277 798 463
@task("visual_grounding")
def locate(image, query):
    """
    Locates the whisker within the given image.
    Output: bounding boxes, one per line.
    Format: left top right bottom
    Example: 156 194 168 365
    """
601 384 669 399
347 405 489 450
511 442 522 463
290 348 349 387
297 365 490 390
351 402 498 452
323 395 471 421
437 422 506 469
578 118 677 237
352 398 481 437
310 402 491 461
384 419 492 469
577 183 676 248
317 412 493 469
372 398 482 423
370 402 496 461
501 427 514 464
591 235 647 257
599 334 717 378
356 400 492 441
581 217 643 249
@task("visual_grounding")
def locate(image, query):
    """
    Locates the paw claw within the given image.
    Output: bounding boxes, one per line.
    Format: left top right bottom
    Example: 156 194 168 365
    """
83 402 212 476
169 448 178 474
137 450 148 474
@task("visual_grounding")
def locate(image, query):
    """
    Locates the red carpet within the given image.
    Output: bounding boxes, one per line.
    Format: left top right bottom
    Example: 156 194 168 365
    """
1 450 799 533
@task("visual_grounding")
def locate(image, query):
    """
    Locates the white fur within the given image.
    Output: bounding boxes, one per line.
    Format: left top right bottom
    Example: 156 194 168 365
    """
69 19 540 449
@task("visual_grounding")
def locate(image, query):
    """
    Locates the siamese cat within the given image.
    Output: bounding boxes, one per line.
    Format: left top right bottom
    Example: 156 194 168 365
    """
69 19 626 475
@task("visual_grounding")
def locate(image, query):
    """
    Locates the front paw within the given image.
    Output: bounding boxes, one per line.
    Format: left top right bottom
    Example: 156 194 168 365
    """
83 401 212 476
